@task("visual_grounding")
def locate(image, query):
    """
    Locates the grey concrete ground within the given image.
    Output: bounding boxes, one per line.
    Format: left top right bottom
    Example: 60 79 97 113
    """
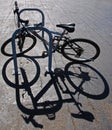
0 0 112 130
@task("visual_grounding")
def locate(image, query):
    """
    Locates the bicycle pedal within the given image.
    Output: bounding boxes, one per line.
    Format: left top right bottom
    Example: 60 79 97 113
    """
42 51 47 57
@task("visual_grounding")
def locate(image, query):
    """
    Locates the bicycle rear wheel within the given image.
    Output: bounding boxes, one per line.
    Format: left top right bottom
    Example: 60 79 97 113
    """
61 38 100 62
1 33 36 57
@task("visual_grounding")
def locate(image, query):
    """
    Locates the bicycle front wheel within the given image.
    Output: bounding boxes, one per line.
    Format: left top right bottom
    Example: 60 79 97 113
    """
1 33 36 57
61 38 100 62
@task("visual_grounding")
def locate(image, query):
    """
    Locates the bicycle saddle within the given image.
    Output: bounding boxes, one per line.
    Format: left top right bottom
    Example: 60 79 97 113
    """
56 23 75 33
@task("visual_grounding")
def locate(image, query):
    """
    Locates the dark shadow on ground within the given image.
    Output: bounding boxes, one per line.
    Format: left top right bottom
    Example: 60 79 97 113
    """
2 59 110 128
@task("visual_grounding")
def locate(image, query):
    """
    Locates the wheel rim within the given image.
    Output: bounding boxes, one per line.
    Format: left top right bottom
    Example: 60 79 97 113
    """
62 39 100 62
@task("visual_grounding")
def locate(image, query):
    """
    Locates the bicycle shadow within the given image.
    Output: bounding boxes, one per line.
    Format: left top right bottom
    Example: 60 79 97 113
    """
64 62 110 122
65 62 110 100
2 59 110 128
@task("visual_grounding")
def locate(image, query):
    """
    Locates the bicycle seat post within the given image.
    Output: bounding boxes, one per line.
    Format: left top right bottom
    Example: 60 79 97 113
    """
57 29 66 43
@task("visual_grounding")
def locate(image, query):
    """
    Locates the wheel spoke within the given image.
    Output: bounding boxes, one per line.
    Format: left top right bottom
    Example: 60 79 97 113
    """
62 39 100 62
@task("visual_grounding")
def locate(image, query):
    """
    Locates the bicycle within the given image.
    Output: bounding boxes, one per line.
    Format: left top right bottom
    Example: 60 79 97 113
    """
1 1 100 63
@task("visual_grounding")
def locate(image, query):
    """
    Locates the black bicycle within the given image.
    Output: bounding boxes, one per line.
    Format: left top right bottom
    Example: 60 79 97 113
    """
1 1 100 63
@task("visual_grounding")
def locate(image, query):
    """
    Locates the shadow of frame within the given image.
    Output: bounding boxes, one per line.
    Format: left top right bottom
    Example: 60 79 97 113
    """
2 58 110 127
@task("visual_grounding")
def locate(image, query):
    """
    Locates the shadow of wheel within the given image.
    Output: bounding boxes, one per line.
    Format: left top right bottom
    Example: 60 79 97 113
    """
65 62 109 100
2 55 40 89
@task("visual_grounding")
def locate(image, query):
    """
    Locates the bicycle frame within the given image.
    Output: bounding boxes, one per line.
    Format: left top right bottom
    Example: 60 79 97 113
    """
50 29 70 52
12 1 77 75
13 1 70 54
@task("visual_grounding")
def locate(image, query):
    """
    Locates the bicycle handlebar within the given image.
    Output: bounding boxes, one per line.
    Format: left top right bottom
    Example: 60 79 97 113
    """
13 1 45 32
14 1 29 27
14 1 19 14
15 1 18 7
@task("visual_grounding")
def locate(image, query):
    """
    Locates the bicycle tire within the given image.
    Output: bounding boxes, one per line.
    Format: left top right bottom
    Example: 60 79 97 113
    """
61 38 100 62
1 33 36 57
